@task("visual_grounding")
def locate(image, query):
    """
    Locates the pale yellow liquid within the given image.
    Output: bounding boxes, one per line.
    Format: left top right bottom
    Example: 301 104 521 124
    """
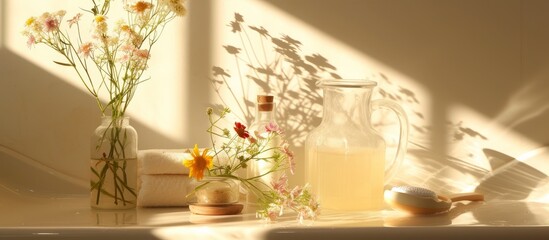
308 147 385 211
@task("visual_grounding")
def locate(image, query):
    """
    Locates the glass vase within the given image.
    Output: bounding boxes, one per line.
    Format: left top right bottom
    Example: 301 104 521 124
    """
246 95 281 205
90 116 138 209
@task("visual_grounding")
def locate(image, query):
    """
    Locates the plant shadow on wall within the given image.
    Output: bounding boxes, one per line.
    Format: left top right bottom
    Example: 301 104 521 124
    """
207 13 419 173
208 13 548 201
210 13 341 147
210 13 430 148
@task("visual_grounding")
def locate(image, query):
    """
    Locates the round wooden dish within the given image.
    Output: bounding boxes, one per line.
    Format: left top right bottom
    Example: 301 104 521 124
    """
189 203 244 215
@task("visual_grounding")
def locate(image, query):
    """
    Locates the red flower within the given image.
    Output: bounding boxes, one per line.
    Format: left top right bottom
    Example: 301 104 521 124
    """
234 122 250 139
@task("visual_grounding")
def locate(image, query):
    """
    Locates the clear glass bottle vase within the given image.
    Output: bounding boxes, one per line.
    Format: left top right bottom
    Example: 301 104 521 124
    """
90 116 138 209
246 95 281 204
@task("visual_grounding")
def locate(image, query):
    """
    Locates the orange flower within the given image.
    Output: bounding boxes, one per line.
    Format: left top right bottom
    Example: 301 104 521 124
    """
183 144 213 181
132 1 153 13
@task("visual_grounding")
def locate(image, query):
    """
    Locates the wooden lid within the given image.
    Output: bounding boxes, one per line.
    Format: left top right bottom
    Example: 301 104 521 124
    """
257 95 274 111
257 95 274 103
189 204 244 215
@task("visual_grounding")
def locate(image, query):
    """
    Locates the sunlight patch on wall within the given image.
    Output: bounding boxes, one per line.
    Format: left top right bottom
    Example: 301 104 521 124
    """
447 103 549 200
125 9 189 145
6 0 188 144
449 103 541 168
388 101 549 197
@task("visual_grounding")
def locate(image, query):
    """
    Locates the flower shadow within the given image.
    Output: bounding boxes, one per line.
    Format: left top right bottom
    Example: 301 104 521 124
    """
210 12 430 149
210 13 341 147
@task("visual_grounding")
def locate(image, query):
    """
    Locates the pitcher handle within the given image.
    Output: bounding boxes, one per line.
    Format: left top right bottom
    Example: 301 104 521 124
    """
371 99 409 185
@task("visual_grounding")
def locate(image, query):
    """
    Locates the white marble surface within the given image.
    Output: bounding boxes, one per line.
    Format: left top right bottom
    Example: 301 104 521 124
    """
2 188 549 240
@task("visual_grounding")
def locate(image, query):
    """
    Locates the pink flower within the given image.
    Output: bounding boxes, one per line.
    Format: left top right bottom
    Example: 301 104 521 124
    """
26 35 36 48
78 42 93 58
282 143 295 174
44 17 59 32
265 122 280 133
271 174 288 194
267 211 278 222
266 204 283 221
290 185 303 199
135 49 150 59
120 44 136 53
67 13 82 28
118 54 130 63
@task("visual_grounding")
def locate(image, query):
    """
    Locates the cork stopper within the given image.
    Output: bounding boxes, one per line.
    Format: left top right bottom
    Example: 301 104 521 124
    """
257 95 274 111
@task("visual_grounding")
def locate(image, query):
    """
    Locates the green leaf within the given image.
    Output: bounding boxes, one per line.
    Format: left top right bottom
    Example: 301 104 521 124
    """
53 61 73 67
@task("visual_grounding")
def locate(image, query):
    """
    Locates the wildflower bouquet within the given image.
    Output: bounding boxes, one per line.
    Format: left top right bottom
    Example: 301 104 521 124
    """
22 0 186 208
183 107 319 222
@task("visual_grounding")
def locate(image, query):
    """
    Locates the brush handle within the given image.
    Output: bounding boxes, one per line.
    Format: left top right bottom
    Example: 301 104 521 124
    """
448 193 484 202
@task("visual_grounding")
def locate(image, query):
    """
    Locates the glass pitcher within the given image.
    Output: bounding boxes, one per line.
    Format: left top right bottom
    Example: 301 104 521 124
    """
305 79 409 211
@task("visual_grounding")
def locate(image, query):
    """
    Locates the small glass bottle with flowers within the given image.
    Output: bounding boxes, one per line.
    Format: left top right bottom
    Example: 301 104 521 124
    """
183 107 319 222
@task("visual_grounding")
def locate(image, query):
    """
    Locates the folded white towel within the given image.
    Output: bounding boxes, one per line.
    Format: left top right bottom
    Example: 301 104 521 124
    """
138 149 191 175
137 174 193 207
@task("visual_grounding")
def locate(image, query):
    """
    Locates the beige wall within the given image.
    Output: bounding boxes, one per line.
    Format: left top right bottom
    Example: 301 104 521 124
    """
1 0 549 200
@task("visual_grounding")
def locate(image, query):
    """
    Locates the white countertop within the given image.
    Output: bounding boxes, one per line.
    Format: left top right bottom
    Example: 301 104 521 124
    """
2 190 549 240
